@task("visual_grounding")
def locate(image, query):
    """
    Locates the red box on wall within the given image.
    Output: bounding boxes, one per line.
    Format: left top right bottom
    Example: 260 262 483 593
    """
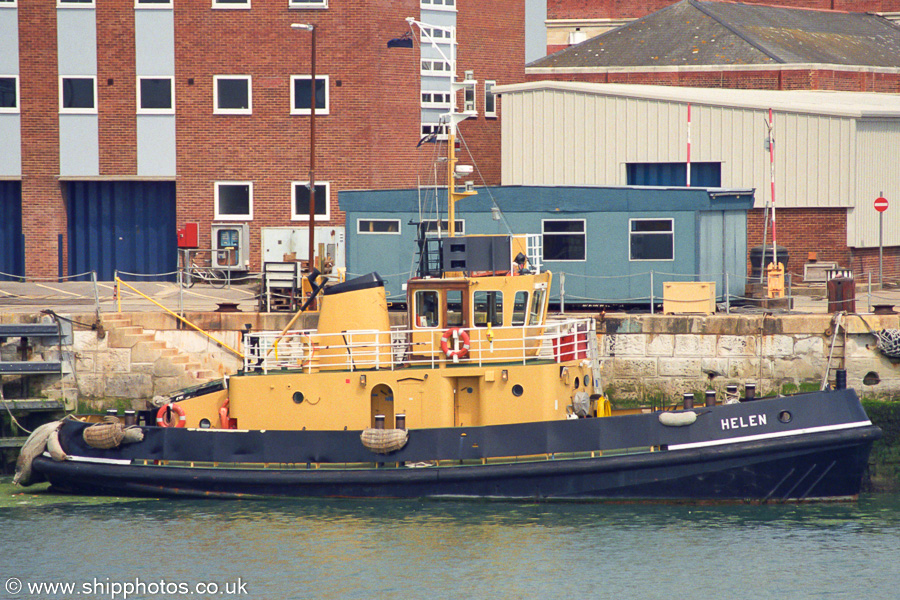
177 223 199 248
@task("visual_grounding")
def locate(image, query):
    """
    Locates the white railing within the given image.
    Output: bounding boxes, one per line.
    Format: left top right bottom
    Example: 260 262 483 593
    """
242 317 596 373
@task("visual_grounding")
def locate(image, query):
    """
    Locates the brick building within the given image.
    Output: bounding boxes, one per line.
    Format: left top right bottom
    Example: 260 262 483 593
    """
0 0 523 279
522 1 900 281
545 0 900 54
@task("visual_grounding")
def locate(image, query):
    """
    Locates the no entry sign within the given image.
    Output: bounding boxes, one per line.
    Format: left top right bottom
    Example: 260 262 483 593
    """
875 197 889 212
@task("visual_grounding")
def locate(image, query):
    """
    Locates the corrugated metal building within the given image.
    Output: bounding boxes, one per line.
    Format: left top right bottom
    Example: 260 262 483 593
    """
340 185 754 304
493 81 900 274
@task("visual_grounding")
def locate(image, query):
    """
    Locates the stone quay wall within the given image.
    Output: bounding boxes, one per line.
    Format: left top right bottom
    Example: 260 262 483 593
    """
597 313 900 402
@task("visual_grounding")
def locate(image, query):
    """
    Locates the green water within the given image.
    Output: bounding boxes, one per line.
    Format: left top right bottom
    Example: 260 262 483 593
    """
2 480 899 600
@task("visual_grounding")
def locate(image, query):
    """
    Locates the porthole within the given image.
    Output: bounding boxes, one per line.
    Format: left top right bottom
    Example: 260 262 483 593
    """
293 391 305 404
778 410 792 424
584 374 590 387
574 376 580 389
512 384 524 397
199 418 211 429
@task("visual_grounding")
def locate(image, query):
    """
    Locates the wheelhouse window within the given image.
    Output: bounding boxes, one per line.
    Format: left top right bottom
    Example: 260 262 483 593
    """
292 181 329 221
0 77 18 112
414 290 439 328
446 289 464 326
59 77 97 113
528 288 545 326
291 75 328 115
512 291 528 326
215 182 252 220
630 219 674 261
484 80 496 117
137 77 174 113
214 76 251 114
473 291 502 327
358 219 400 234
542 220 585 262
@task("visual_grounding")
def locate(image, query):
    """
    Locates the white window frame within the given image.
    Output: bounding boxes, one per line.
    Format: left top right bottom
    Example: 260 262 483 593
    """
291 181 330 221
0 75 19 114
57 0 95 7
290 75 329 116
421 91 451 109
59 76 98 114
421 25 453 41
420 0 456 11
421 218 464 237
213 75 252 115
541 219 587 263
421 122 448 141
134 0 172 7
484 80 497 117
357 219 401 235
136 76 175 114
1 1 19 8
289 0 328 8
215 181 253 221
212 0 250 9
629 218 675 262
421 59 452 77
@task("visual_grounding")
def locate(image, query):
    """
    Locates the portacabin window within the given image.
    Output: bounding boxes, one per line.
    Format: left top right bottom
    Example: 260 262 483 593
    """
212 0 250 8
0 76 19 112
214 75 251 115
137 77 174 113
542 219 586 262
292 181 329 221
290 75 328 115
289 0 328 8
59 77 97 113
421 219 464 236
215 182 253 220
484 80 496 117
630 218 674 261
358 219 400 235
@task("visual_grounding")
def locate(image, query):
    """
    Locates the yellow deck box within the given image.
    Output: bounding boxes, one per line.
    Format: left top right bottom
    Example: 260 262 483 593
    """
662 281 716 314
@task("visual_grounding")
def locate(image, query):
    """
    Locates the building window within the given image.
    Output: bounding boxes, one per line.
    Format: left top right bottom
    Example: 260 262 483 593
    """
414 290 439 328
358 219 400 234
135 0 171 6
290 75 328 115
421 219 463 236
630 219 674 261
58 0 94 6
473 291 502 327
59 77 97 113
0 77 18 112
137 77 174 113
421 25 453 41
626 162 722 187
421 92 451 108
421 0 455 9
421 60 452 76
214 76 251 115
215 182 253 220
289 0 327 7
212 0 250 8
292 181 329 221
420 123 448 140
542 220 586 262
484 80 496 117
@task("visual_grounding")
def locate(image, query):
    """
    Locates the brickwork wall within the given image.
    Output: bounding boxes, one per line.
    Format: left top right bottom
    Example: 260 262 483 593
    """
18 2 65 277
97 0 137 175
548 0 900 20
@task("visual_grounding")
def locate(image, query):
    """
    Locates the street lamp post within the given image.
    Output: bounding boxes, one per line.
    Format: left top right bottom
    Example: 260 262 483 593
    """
291 23 317 275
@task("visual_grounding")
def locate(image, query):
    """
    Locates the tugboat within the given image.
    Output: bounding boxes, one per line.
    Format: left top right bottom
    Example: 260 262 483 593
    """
15 50 880 502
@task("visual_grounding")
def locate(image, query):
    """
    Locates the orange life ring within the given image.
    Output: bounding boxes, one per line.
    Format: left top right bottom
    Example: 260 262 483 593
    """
440 327 470 360
156 403 187 428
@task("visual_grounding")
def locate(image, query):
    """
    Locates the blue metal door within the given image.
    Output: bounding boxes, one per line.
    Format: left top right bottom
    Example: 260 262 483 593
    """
0 181 24 280
627 162 722 187
67 181 177 281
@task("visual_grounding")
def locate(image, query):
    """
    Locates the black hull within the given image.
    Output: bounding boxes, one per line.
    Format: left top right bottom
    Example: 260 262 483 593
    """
32 389 881 501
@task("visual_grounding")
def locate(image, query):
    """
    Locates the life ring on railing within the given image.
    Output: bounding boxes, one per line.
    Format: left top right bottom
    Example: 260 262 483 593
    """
156 403 186 428
440 327 470 360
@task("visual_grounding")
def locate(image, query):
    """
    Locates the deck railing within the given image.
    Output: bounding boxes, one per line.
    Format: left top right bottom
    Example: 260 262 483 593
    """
242 317 595 373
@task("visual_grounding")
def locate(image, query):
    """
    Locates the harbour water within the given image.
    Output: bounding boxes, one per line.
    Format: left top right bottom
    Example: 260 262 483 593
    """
2 480 899 600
